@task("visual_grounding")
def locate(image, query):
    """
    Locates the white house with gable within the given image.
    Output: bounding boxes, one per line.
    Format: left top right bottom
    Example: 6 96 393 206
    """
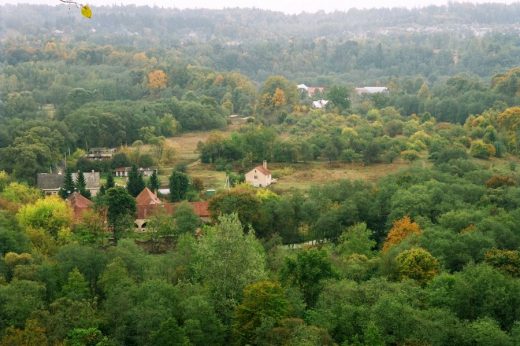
245 161 273 188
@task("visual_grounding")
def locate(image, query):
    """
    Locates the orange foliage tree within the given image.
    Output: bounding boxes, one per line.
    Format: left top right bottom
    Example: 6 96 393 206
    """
382 216 421 252
147 69 168 90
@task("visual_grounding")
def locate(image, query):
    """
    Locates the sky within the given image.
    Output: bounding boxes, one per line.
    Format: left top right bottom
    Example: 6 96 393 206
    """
0 0 518 14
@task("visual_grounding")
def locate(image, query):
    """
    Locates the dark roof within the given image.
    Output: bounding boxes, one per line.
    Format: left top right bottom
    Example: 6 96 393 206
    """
37 173 65 190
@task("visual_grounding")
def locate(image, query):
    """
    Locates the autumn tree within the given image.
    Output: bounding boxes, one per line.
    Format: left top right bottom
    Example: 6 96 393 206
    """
395 247 439 285
17 195 73 239
147 69 168 90
382 216 421 252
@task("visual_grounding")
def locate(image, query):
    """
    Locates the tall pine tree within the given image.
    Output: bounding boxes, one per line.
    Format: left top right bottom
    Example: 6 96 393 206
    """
76 171 91 199
127 165 145 197
59 171 75 199
148 170 160 193
169 171 189 202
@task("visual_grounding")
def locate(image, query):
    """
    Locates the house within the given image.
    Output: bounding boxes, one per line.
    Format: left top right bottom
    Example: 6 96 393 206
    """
245 161 273 188
114 167 156 177
86 148 116 160
312 99 329 109
66 192 93 221
36 171 101 196
354 87 389 96
134 187 212 231
298 84 325 97
37 173 65 196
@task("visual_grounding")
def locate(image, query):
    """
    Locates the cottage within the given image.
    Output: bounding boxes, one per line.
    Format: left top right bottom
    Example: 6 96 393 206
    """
66 192 93 221
37 171 101 196
86 147 116 160
114 167 156 177
297 84 326 97
312 99 329 109
134 187 212 231
245 161 273 188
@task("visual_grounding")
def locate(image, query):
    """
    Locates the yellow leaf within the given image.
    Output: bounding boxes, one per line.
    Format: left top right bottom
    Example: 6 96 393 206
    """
81 5 92 18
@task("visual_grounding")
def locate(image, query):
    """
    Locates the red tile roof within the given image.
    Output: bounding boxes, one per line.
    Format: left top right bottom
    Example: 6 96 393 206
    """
190 201 211 218
66 192 93 220
253 165 271 176
136 187 162 206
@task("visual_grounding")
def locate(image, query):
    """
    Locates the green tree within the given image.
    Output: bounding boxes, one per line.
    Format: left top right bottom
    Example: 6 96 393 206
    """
126 165 145 197
281 249 336 308
336 222 376 257
76 170 91 199
105 187 136 243
195 214 266 322
327 85 351 112
148 170 160 193
59 171 75 199
169 171 189 202
233 280 289 345
150 318 190 346
62 267 90 300
174 202 200 235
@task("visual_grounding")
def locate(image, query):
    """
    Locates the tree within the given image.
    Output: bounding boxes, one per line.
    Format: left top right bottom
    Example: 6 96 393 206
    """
382 216 421 252
195 214 266 322
395 247 439 285
62 267 90 300
174 202 200 235
484 248 520 277
336 223 376 257
59 171 75 199
105 173 115 190
233 280 289 345
281 249 336 308
0 319 48 346
169 171 189 202
76 171 91 199
105 187 136 243
16 195 73 239
148 170 160 193
150 318 189 346
327 85 351 112
126 165 145 197
147 69 168 90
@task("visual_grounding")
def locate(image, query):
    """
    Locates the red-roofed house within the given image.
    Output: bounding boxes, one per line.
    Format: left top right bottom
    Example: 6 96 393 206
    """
134 188 212 231
245 161 273 187
66 192 93 221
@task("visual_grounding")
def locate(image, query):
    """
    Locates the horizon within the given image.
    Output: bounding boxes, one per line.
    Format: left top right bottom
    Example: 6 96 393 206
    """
0 0 518 14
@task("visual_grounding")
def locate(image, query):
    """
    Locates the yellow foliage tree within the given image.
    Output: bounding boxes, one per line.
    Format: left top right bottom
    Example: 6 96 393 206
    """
382 216 421 252
272 87 286 107
396 247 439 285
147 69 168 90
498 107 520 152
17 195 73 239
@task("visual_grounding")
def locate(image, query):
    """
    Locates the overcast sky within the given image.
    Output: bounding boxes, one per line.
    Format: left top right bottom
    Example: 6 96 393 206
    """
0 0 518 14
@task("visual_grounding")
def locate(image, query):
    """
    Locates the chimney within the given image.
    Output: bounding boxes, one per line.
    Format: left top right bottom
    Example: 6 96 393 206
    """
263 160 267 169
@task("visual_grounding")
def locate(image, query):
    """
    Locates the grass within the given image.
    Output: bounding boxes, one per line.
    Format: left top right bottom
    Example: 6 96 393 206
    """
270 159 422 192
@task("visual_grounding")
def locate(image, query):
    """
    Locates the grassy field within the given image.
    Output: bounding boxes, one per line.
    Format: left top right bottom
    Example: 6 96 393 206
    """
270 159 422 192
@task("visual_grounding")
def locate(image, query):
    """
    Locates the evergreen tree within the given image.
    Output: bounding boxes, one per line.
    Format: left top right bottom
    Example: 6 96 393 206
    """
59 171 75 199
168 171 189 202
106 174 115 189
75 171 91 199
148 170 160 193
126 165 145 197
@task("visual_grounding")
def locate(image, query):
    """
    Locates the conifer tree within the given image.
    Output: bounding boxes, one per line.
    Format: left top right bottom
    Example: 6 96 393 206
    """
126 165 145 197
76 171 91 198
59 171 75 199
148 170 160 193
